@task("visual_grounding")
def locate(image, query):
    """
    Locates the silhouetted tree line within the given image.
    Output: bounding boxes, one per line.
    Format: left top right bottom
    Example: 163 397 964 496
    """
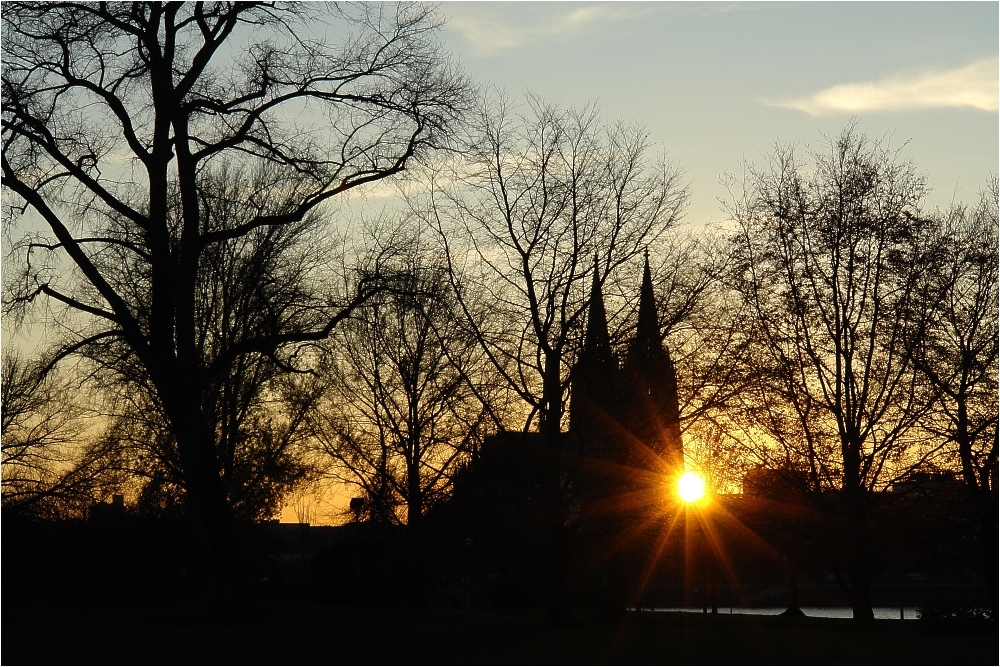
2 3 995 624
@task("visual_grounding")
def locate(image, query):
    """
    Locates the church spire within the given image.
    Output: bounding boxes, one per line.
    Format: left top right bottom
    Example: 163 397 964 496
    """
634 250 660 349
584 256 613 364
570 256 619 439
624 249 684 467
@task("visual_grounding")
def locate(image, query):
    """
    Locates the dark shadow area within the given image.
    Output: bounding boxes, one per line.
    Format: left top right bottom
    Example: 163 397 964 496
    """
3 605 996 666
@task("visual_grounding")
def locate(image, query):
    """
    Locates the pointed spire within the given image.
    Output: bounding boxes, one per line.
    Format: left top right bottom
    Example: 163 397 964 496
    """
635 249 660 347
624 249 684 467
584 255 612 363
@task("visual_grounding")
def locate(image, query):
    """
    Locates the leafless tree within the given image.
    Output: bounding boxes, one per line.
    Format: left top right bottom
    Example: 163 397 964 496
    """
917 178 998 610
0 351 112 516
416 93 688 619
310 223 493 529
727 125 941 624
2 2 470 596
80 163 332 523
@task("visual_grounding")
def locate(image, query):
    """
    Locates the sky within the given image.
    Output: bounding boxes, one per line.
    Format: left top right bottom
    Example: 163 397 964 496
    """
288 1 999 523
435 1 998 227
2 2 996 525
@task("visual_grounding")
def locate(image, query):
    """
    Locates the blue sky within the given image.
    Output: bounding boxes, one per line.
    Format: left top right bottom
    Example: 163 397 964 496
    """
438 2 999 225
294 2 999 522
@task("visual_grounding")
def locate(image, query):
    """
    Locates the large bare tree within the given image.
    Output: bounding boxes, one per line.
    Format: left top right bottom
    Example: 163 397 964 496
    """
2 2 469 595
728 126 941 624
80 163 331 523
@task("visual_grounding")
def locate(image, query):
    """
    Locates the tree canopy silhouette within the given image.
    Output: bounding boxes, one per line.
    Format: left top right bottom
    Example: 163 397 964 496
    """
728 126 946 624
2 1 470 597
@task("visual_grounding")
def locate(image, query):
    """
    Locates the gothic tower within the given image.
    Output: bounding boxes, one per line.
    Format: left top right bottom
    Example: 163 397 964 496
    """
569 260 621 458
621 252 684 469
570 253 684 470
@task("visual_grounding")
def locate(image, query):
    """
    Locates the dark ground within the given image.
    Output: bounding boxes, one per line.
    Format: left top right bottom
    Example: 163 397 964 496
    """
3 604 996 665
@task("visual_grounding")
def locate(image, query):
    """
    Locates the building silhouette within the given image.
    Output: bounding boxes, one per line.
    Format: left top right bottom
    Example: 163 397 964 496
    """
569 252 684 476
444 254 688 610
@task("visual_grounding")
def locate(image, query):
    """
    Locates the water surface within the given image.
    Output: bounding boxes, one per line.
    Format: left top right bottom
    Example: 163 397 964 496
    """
652 607 919 619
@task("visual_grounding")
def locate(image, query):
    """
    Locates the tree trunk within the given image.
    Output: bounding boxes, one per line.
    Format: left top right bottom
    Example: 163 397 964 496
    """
162 379 232 603
407 460 422 528
710 568 718 614
845 518 876 626
849 569 875 625
406 459 423 604
784 565 804 616
841 438 875 626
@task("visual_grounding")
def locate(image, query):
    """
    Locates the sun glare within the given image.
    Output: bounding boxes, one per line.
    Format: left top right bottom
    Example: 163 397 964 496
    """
677 471 706 503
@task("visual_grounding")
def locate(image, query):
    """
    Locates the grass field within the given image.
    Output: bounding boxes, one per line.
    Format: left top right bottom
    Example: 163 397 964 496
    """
3 604 996 665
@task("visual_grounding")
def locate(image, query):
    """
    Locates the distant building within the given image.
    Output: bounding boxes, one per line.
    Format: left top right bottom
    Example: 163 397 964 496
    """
891 471 965 499
742 467 809 501
566 253 686 608
446 255 687 609
89 494 125 523
464 253 685 498
258 520 342 563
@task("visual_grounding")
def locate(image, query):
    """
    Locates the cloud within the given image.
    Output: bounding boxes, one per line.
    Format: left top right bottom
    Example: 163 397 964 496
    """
446 3 655 56
768 58 999 115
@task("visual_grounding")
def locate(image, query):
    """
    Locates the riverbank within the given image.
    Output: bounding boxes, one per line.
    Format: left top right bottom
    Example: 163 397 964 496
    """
3 604 996 665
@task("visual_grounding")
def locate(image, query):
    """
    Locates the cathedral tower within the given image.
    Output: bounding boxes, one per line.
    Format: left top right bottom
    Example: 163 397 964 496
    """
570 253 683 470
569 260 621 457
622 252 684 468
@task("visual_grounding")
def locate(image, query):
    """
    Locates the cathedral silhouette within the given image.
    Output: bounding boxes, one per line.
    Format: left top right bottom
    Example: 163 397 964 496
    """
569 253 684 477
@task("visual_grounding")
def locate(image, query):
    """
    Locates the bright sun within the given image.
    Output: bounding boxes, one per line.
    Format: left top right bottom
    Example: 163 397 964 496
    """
677 471 706 503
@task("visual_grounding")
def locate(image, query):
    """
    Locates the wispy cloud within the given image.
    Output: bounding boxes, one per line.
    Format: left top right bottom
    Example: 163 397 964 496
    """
768 58 999 115
446 3 655 56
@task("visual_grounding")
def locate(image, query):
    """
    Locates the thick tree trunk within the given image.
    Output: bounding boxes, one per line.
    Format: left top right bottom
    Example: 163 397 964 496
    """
161 378 232 603
841 438 875 626
780 562 806 617
841 517 876 626
848 569 875 626
407 460 422 528
406 459 423 603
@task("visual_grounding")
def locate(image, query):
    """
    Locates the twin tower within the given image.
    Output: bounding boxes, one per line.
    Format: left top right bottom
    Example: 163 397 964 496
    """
569 254 684 478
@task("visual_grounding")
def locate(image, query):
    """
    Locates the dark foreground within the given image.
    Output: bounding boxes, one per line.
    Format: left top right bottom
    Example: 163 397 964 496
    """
3 604 996 665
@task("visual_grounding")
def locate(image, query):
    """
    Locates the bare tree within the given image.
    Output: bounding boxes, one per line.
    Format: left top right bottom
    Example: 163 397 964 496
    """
917 178 998 611
2 2 470 596
81 163 332 523
417 94 688 619
311 223 491 529
728 126 940 624
0 351 111 516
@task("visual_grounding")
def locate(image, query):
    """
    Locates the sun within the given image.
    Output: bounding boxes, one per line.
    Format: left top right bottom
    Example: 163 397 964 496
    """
677 471 706 503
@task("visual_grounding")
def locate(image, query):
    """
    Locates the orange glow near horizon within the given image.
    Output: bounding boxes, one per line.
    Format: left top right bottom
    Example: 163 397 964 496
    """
677 471 706 503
